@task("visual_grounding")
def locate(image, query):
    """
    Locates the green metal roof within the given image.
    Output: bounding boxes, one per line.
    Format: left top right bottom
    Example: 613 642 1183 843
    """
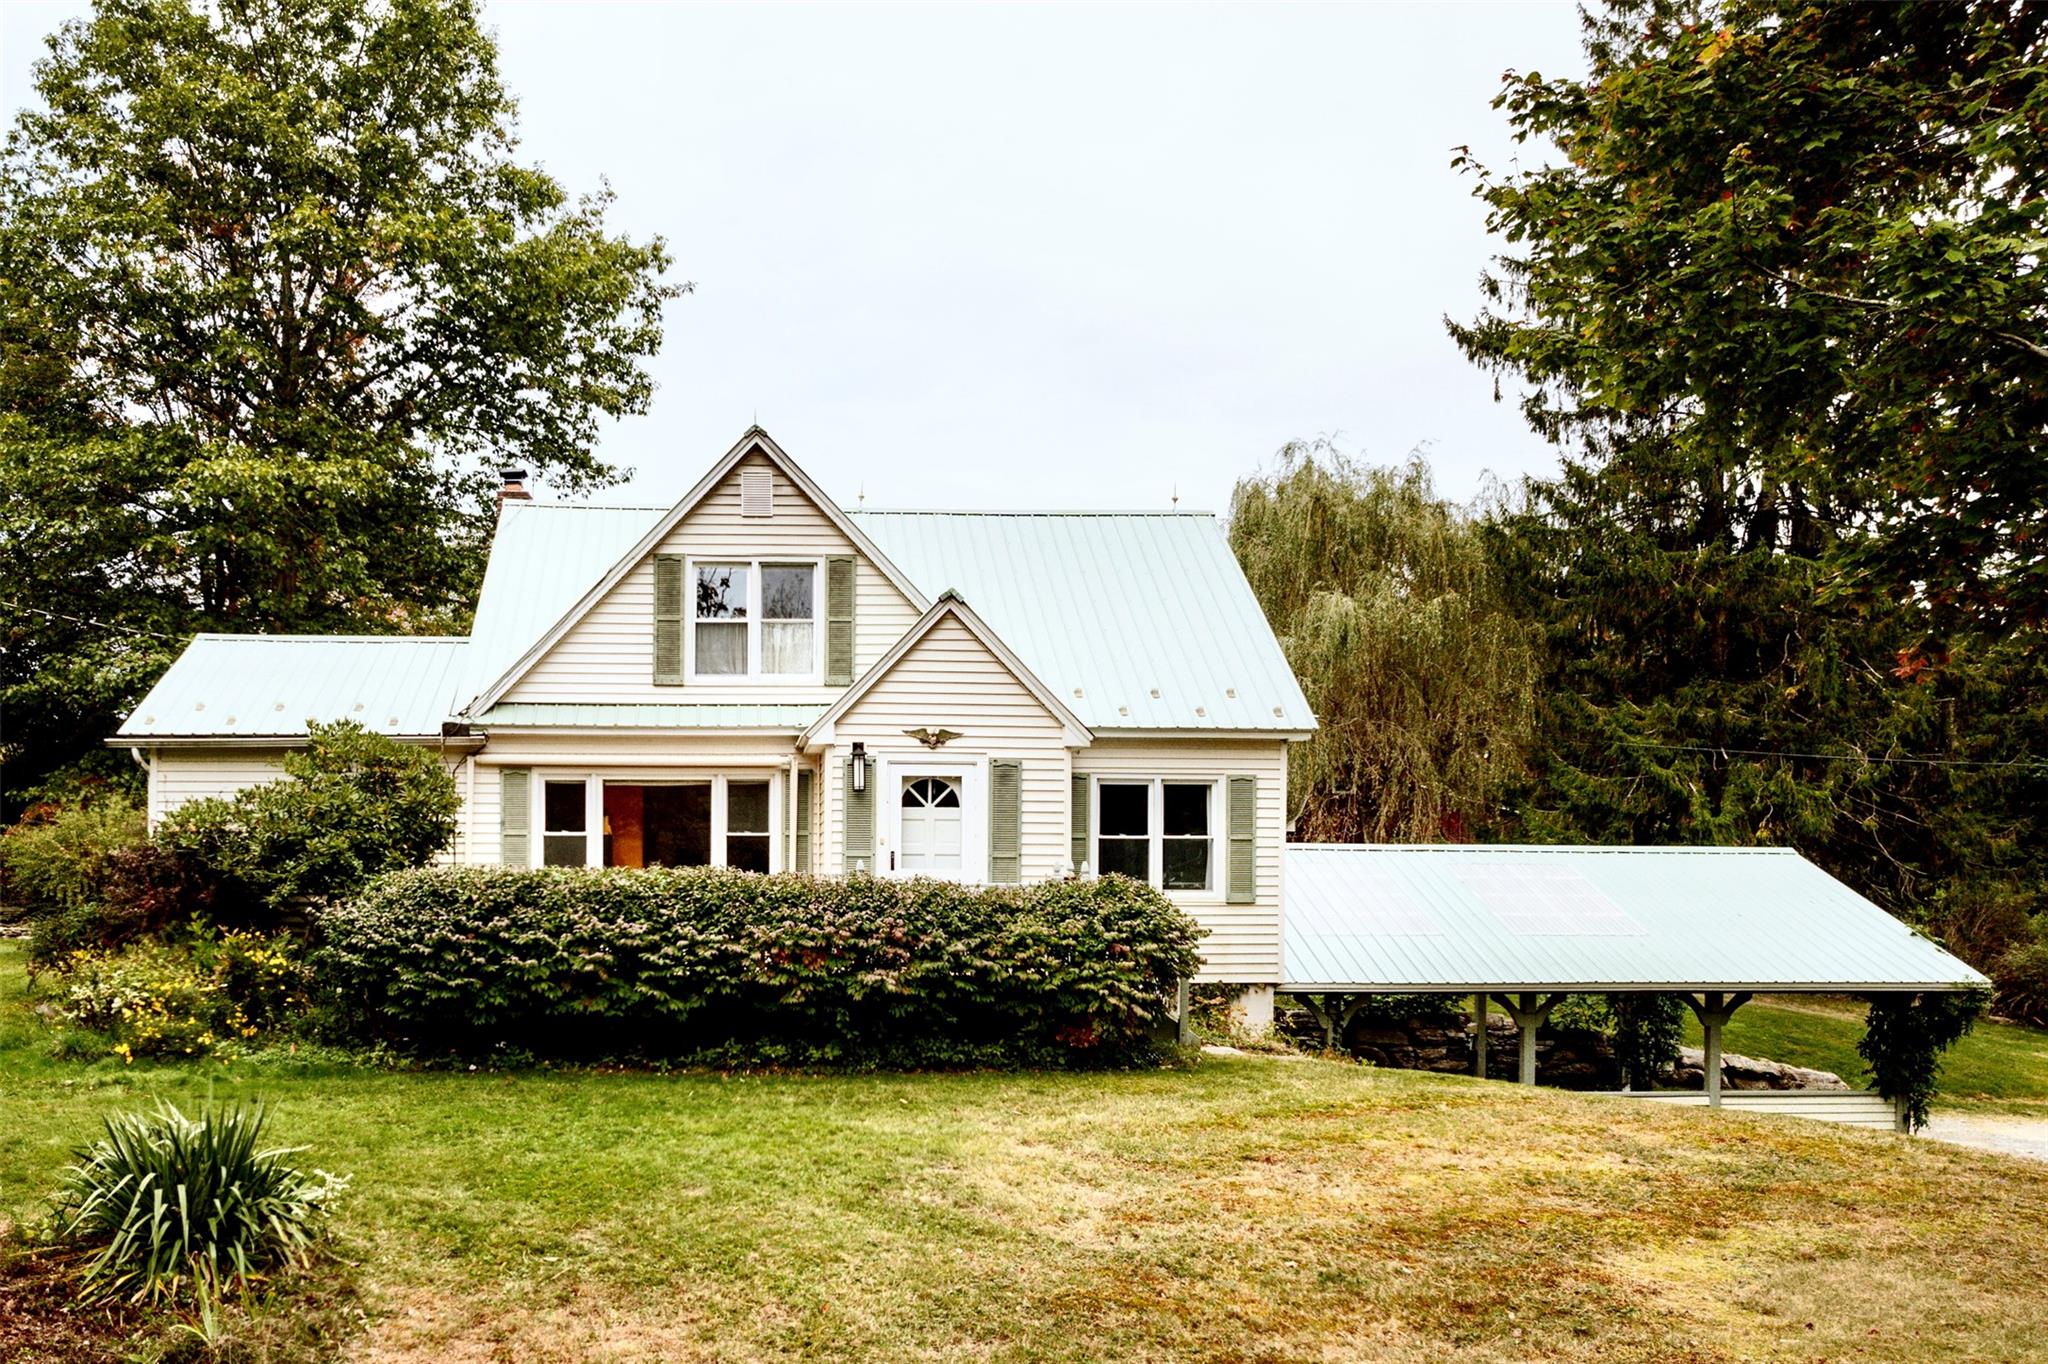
848 510 1312 732
475 703 825 730
117 634 469 740
460 501 666 710
1283 844 1991 993
130 433 1314 740
454 499 1313 733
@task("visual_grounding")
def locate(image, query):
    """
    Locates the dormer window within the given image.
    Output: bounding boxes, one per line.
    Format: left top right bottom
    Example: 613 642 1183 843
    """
689 558 819 679
694 564 748 674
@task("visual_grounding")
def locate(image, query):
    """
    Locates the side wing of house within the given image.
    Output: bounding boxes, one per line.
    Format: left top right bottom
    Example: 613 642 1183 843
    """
143 748 292 827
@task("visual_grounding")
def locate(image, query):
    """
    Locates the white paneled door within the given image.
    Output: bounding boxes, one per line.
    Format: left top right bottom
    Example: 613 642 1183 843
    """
899 776 964 873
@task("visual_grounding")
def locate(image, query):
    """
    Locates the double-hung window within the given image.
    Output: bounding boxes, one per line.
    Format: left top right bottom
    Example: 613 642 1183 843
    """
691 560 818 679
542 780 591 867
1094 780 1214 892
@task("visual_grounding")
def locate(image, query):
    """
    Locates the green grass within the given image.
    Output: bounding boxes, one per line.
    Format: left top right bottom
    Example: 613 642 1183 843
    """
6 943 2048 1362
1682 996 2048 1116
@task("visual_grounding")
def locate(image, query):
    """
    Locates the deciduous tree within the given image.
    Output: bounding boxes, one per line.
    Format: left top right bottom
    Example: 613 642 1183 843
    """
0 0 681 812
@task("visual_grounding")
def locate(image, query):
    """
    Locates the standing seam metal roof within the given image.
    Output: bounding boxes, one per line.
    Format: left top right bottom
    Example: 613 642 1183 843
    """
116 635 470 739
459 501 667 711
1282 844 1990 992
453 501 1314 733
849 510 1313 732
475 702 827 730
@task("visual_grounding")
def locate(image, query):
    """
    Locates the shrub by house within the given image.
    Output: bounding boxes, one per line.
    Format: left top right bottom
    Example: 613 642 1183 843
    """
316 868 1204 1068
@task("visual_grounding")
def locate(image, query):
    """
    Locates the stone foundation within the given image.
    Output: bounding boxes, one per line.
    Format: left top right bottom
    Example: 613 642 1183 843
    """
1280 1008 1849 1092
1281 1010 1622 1089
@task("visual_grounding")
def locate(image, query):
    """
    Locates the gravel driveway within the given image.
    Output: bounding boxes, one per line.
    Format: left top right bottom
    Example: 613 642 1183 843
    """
1922 1114 2048 1162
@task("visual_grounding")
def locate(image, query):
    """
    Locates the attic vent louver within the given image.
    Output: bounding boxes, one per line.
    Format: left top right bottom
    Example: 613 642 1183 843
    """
740 466 773 518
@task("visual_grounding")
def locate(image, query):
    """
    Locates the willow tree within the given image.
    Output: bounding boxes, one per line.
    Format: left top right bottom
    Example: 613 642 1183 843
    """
1229 442 1540 842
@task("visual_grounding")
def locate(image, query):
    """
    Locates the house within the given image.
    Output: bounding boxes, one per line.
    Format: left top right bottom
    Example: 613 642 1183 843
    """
115 428 1317 1023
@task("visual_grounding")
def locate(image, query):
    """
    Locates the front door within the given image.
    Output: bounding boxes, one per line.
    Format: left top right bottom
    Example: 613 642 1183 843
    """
899 776 964 873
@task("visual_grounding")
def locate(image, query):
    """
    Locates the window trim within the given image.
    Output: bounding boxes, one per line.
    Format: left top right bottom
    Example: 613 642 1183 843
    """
528 771 784 871
683 556 823 683
1090 776 1218 898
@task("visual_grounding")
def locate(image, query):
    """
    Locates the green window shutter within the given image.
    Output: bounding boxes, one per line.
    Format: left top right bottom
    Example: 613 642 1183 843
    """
1070 773 1090 874
989 759 1023 884
1226 775 1257 904
843 756 874 873
824 556 857 686
499 768 531 867
653 554 685 685
794 768 814 872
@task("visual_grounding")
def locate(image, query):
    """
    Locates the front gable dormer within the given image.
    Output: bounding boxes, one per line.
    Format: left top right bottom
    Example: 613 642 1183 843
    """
472 430 926 711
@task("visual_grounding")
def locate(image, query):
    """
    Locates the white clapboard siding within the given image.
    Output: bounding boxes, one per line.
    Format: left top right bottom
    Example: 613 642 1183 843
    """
1079 739 1288 985
502 454 919 705
146 749 290 829
1611 1089 1903 1130
823 615 1071 884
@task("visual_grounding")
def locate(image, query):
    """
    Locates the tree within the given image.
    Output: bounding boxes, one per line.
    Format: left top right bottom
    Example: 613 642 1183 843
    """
0 0 681 813
1230 442 1540 842
1453 0 2048 966
1451 0 2048 644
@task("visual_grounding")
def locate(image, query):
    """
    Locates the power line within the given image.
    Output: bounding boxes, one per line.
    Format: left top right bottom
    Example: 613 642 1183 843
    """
1620 739 2042 771
0 598 188 642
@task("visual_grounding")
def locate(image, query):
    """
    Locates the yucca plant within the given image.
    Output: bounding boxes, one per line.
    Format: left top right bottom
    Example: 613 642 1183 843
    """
47 1101 347 1303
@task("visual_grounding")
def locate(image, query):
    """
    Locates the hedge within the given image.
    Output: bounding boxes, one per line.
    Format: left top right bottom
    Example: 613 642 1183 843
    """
315 867 1206 1068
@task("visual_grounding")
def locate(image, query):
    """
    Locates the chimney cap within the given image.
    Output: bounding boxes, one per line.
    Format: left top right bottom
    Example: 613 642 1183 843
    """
497 467 533 504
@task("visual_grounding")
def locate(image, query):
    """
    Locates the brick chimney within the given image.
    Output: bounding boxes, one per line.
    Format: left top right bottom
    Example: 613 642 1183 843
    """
497 466 532 509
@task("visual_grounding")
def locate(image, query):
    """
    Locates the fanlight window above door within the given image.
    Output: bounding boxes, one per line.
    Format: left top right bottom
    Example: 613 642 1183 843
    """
903 777 961 809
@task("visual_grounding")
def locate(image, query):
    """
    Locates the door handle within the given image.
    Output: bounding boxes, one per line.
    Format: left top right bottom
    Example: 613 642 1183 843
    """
890 850 897 871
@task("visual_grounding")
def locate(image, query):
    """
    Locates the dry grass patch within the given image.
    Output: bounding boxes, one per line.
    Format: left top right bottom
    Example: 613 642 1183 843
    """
4 944 2047 1362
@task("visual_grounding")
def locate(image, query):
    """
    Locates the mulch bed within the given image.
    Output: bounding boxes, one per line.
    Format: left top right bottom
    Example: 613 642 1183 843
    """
0 1246 141 1364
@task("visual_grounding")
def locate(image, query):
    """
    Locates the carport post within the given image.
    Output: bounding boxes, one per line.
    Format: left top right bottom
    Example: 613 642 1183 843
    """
1685 991 1753 1108
1491 993 1561 1085
1471 993 1487 1078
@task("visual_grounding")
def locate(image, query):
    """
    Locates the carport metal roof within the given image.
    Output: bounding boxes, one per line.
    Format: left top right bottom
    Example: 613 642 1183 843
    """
1282 844 1989 994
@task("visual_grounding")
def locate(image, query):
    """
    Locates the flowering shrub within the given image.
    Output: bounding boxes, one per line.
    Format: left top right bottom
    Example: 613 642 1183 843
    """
316 868 1205 1068
54 932 312 1061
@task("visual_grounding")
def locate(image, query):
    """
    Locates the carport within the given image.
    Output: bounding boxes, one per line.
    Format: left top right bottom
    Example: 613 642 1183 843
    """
1281 845 1989 1116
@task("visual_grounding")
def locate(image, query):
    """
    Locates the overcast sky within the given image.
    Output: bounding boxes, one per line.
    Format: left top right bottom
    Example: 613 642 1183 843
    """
3 2 1586 515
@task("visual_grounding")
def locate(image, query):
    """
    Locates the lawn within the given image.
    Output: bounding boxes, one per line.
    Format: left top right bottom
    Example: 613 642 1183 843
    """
1682 996 2048 1116
5 943 2048 1364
